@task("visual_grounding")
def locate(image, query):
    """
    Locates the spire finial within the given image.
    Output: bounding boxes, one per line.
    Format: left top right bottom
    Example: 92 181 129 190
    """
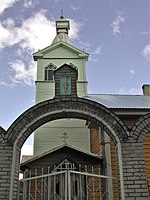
60 9 64 19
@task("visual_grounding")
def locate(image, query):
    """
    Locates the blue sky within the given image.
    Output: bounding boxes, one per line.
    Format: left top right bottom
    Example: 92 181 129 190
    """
0 0 149 155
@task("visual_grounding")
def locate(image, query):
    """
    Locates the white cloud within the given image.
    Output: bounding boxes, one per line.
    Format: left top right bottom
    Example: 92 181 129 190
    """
142 44 150 61
141 31 149 36
0 19 20 49
77 41 91 52
17 10 56 52
93 45 103 55
0 0 19 15
0 11 81 52
89 57 98 63
0 80 9 86
0 11 81 86
0 23 13 49
9 59 36 86
23 0 34 8
0 11 54 51
70 4 79 11
69 19 81 41
89 45 103 63
129 69 135 75
119 87 141 95
2 18 15 28
111 15 125 36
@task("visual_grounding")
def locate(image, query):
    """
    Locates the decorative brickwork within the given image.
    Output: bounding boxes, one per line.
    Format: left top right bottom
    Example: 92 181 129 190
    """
6 97 129 146
0 97 149 199
131 112 150 142
110 140 119 200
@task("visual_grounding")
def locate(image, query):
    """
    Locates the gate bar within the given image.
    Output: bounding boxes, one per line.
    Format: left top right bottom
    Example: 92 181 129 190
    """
70 170 115 179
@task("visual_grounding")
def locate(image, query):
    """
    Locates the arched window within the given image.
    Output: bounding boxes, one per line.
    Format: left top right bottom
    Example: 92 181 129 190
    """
44 65 57 81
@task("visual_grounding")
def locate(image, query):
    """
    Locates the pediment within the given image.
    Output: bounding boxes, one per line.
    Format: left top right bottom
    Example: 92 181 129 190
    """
33 42 89 61
20 144 102 167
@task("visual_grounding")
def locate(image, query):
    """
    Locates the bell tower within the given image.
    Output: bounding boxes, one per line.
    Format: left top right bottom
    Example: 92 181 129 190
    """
33 15 90 155
33 15 89 103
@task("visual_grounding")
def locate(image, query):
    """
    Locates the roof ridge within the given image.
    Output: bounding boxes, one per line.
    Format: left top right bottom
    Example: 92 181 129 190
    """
87 94 143 96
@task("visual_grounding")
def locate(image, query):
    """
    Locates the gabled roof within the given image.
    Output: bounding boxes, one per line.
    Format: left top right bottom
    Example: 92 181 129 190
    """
21 143 102 166
33 42 89 61
85 94 150 109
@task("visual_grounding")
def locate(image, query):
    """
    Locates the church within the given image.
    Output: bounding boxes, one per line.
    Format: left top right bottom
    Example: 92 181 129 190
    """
18 15 150 200
0 14 149 200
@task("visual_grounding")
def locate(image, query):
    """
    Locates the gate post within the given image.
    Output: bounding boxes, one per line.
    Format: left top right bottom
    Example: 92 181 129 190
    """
121 141 149 199
68 170 71 200
64 170 67 200
0 143 13 199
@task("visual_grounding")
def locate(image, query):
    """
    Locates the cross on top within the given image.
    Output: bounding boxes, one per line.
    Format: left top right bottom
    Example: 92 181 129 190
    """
62 132 68 144
61 9 63 17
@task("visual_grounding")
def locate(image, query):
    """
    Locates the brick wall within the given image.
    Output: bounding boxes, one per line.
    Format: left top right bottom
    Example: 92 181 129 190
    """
144 133 150 199
122 141 148 199
0 144 13 199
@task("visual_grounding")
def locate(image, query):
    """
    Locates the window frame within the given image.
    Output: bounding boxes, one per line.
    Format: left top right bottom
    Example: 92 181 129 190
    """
44 65 57 81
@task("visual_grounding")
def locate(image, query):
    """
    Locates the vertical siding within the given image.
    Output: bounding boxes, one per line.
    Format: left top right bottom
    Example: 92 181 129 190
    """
34 119 90 155
144 133 150 199
90 127 100 155
110 140 119 200
90 126 119 199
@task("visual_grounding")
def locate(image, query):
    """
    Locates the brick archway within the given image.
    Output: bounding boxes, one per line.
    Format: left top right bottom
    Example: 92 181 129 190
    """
1 97 129 199
7 97 128 146
131 112 150 142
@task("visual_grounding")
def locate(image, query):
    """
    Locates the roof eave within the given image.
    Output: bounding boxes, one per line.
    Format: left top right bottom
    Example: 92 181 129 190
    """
33 41 89 61
20 144 102 167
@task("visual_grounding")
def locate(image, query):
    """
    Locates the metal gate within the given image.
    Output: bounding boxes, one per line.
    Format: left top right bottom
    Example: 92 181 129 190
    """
19 159 115 200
